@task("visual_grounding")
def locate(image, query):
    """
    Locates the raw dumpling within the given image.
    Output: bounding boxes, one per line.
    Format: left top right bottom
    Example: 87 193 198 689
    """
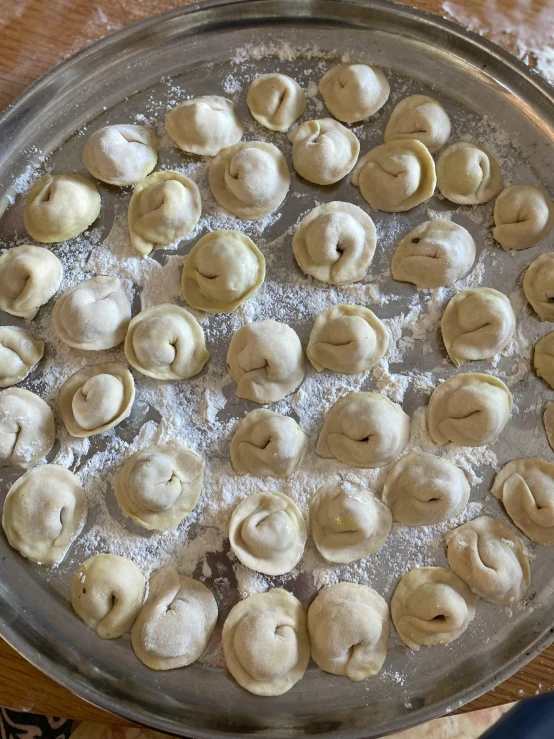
165 96 243 156
523 252 554 321
230 409 308 478
316 392 410 468
307 304 389 373
384 94 451 154
229 491 307 575
2 464 87 564
24 173 101 243
0 245 62 319
209 141 290 219
351 139 436 212
226 320 305 404
391 567 476 650
391 219 476 288
0 327 44 387
82 124 158 186
52 276 131 350
445 516 530 605
0 388 55 469
493 185 554 251
247 74 306 132
128 171 201 256
318 64 389 123
288 119 360 185
292 202 376 285
441 288 516 366
382 451 470 525
71 554 146 639
308 582 390 681
436 142 503 204
222 588 310 696
57 363 135 438
115 441 204 531
181 230 265 313
132 565 217 670
534 331 554 388
310 480 392 563
427 373 512 447
124 304 209 380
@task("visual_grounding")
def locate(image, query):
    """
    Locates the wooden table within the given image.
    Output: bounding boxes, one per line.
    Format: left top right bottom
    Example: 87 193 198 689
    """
1 0 553 727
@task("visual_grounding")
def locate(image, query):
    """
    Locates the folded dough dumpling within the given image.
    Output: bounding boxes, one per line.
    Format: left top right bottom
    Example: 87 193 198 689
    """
2 464 87 564
391 567 476 650
436 142 503 205
288 119 360 185
384 94 451 154
441 288 516 367
391 219 476 289
82 124 158 186
181 230 265 313
308 582 390 681
226 320 305 404
222 588 310 696
307 304 389 373
310 480 392 563
351 139 436 212
318 64 389 123
57 363 135 438
132 565 217 670
292 202 376 285
0 327 44 387
0 245 62 319
165 95 243 156
115 441 204 531
230 409 308 478
523 252 554 321
427 373 512 447
71 554 146 639
247 74 306 132
534 331 554 388
0 388 55 469
493 185 554 251
316 392 410 468
445 516 530 605
229 491 307 575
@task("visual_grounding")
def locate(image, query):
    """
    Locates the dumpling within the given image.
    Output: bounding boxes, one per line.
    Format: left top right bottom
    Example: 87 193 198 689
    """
309 480 392 563
57 363 135 438
382 451 470 525
292 202 376 285
493 185 554 251
226 320 305 404
534 331 554 388
124 304 209 380
0 245 62 319
82 124 158 186
391 567 476 650
115 441 204 531
181 230 265 313
222 588 309 696
308 582 389 681
132 565 217 670
351 139 436 212
229 491 307 575
128 171 201 256
230 409 308 478
523 252 554 321
0 327 44 387
318 64 389 123
288 119 360 185
209 141 290 219
71 554 146 639
165 96 243 156
436 142 503 204
316 392 410 468
445 516 530 605
307 304 389 373
2 464 87 564
391 219 476 288
427 373 512 447
384 94 451 154
0 388 55 469
24 173 101 243
441 288 516 366
247 74 306 132
52 276 131 350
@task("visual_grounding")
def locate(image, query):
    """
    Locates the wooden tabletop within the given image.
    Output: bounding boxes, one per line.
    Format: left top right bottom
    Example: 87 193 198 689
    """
1 0 554 727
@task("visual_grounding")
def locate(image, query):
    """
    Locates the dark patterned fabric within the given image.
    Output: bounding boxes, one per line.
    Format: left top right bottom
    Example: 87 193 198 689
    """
0 709 72 739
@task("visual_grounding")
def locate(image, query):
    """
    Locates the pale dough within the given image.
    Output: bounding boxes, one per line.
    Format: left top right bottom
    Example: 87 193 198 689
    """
0 327 44 387
83 124 158 186
0 245 62 319
165 96 243 156
0 388 55 469
247 74 306 132
288 119 360 185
